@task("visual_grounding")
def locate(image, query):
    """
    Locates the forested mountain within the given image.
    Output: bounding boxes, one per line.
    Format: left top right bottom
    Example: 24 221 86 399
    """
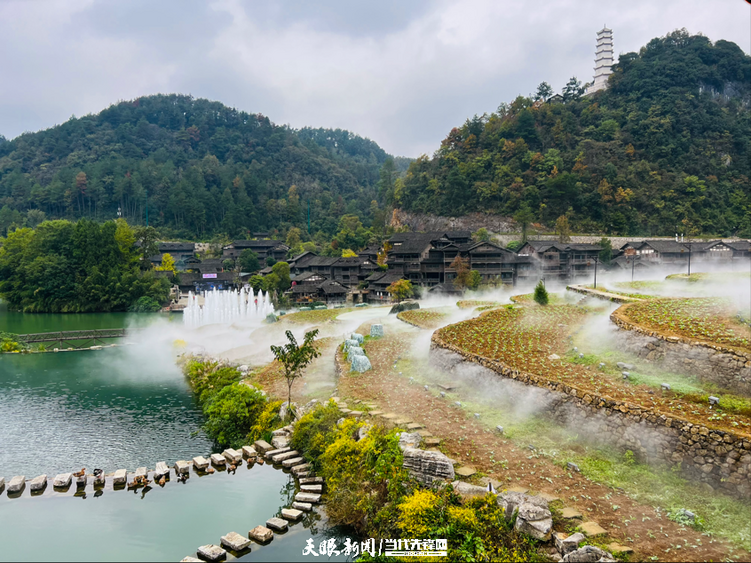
388 30 751 237
0 95 390 240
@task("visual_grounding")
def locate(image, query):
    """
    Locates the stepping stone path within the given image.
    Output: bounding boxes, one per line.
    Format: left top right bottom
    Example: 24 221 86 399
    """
222 449 242 464
292 501 312 512
174 460 190 474
282 457 304 468
406 422 424 430
295 492 321 503
561 507 582 519
554 532 585 555
113 469 127 484
291 464 311 475
281 508 303 521
210 454 226 466
253 439 273 453
242 446 257 459
455 466 477 478
507 485 529 494
424 437 441 447
538 492 560 504
299 477 323 484
220 532 250 552
249 526 273 543
266 447 291 460
608 543 634 555
155 462 169 478
271 450 298 463
300 484 322 493
54 473 72 488
369 411 383 416
193 456 209 470
8 476 25 494
30 475 47 491
580 521 608 537
135 467 148 480
197 544 226 561
382 413 398 420
266 517 288 532
76 473 87 488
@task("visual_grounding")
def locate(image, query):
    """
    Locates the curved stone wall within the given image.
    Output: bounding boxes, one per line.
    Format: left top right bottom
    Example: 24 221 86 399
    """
610 305 751 396
430 332 751 499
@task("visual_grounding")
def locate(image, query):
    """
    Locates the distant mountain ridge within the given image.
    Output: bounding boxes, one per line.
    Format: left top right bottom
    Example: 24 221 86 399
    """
0 94 390 239
387 30 751 237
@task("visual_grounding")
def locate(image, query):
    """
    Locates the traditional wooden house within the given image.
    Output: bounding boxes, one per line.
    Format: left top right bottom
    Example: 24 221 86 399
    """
222 240 289 262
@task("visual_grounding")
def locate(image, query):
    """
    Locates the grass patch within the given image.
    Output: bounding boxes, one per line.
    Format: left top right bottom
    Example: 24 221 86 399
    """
282 307 354 324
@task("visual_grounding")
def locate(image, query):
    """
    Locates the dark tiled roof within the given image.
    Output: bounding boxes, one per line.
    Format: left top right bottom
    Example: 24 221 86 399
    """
158 242 195 252
231 239 286 248
428 283 463 294
320 280 348 295
291 271 323 282
641 240 690 253
727 240 751 251
308 256 340 267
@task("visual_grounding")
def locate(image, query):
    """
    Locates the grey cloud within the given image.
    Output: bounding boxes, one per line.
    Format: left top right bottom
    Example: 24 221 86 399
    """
0 0 748 156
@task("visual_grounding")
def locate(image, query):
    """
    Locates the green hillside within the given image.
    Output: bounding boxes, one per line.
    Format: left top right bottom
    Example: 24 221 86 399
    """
0 95 390 240
388 30 751 237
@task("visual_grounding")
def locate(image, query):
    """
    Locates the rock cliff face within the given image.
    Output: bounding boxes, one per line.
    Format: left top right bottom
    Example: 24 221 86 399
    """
390 208 517 234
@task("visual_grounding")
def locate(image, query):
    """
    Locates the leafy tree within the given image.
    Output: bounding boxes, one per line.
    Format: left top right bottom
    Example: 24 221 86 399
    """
271 261 291 292
555 215 571 243
239 249 260 273
562 76 584 102
222 259 235 271
468 270 482 290
450 255 471 290
473 228 490 242
156 252 176 273
386 279 413 302
341 248 357 257
130 295 162 312
506 240 522 251
266 256 276 267
270 329 321 421
534 81 553 101
133 226 159 269
533 280 549 306
249 274 265 291
514 205 535 243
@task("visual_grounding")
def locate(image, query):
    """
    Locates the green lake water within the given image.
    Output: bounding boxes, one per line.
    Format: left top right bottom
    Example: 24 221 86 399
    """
0 304 349 562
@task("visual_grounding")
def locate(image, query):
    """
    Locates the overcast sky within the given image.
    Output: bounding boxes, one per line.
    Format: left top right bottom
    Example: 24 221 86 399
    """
1 0 748 157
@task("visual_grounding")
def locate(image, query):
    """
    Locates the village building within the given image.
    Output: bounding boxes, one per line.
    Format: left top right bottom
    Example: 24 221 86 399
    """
222 240 290 263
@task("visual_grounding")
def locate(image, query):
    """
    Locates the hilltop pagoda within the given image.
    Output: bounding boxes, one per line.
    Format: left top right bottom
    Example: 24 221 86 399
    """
585 26 614 95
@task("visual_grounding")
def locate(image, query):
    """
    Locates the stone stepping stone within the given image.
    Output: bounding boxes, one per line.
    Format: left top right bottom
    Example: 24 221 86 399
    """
135 467 148 480
222 448 242 464
30 475 47 492
8 476 25 494
281 508 303 521
242 445 257 459
271 429 289 437
395 418 412 426
295 471 311 479
337 402 349 409
416 429 433 437
76 473 87 488
53 473 72 488
220 531 251 552
253 439 273 453
192 456 209 470
282 457 305 469
174 460 190 474
94 472 105 487
197 544 226 561
265 447 291 460
180 557 201 562
455 466 477 478
113 469 127 485
210 454 226 466
538 492 560 504
381 413 398 420
438 384 455 391
300 484 322 493
424 437 441 447
406 422 424 430
368 411 383 416
155 462 169 479
580 521 607 537
295 492 321 503
271 450 299 463
349 410 363 417
607 543 633 554
249 525 273 543
292 501 312 512
339 408 352 414
561 507 582 519
299 477 324 485
271 436 289 449
291 464 311 475
266 517 288 532
506 485 529 494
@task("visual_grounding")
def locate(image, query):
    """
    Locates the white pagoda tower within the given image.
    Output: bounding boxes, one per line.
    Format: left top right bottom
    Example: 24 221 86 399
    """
585 26 614 95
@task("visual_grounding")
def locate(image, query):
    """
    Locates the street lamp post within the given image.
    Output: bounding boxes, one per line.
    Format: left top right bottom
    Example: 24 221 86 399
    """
587 256 600 289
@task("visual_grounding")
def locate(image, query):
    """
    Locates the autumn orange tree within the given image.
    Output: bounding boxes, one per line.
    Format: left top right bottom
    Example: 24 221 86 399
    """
450 255 471 290
386 279 413 303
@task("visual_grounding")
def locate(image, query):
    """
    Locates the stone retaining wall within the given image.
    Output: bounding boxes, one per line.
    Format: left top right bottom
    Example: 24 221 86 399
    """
566 285 640 304
430 333 751 498
611 305 751 396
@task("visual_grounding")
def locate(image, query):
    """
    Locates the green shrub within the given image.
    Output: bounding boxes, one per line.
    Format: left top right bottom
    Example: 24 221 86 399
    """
533 281 549 306
129 295 162 312
203 383 269 448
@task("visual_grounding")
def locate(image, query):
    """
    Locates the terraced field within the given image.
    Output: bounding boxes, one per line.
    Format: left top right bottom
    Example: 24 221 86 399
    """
435 305 751 433
397 309 450 329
